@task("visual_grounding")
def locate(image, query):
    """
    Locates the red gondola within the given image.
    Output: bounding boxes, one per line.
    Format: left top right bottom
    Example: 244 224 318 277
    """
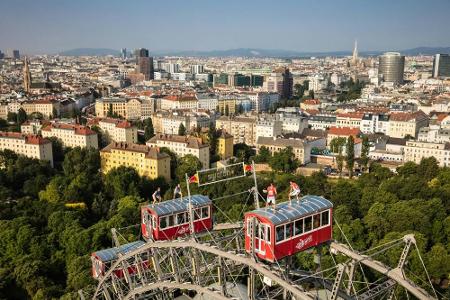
141 195 213 241
244 195 333 262
91 241 148 279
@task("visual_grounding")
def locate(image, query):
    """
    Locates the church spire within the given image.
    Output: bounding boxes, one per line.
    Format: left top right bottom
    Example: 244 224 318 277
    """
23 57 31 93
352 40 358 65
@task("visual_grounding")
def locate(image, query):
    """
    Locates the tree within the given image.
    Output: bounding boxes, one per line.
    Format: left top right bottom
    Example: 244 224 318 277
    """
360 136 370 172
107 103 113 117
17 108 27 125
336 152 344 176
176 154 202 181
47 137 64 164
104 166 140 200
329 137 346 153
225 104 230 116
269 147 299 173
346 136 355 178
255 146 271 163
308 90 315 99
7 112 17 123
160 147 178 180
178 123 186 136
294 83 305 98
143 118 154 141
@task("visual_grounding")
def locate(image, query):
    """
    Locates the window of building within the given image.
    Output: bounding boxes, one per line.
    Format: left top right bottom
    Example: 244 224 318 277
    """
294 219 304 236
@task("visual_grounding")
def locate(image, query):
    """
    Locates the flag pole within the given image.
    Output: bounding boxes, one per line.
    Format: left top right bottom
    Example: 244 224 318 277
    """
185 173 195 237
251 160 259 209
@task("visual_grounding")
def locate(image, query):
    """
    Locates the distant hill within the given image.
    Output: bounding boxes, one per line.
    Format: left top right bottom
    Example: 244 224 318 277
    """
57 46 450 58
58 48 120 56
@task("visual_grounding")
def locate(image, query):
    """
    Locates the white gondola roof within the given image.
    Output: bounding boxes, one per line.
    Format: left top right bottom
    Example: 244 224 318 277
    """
246 195 333 226
92 240 145 262
145 194 212 217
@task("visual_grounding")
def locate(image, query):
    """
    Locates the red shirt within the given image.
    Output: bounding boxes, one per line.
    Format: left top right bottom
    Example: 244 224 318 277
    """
267 186 277 197
291 182 300 190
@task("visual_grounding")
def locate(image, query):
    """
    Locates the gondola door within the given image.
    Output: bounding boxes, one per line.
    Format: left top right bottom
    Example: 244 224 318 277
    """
143 210 152 239
255 222 267 256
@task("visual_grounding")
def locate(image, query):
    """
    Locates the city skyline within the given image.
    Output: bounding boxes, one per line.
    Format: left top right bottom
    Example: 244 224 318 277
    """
1 0 450 54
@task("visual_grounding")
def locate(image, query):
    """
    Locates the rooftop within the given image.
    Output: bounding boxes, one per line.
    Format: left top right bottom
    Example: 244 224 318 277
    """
101 142 170 159
148 134 209 149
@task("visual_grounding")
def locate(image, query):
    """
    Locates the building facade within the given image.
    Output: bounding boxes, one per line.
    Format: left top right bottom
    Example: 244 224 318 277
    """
100 142 170 180
0 132 53 166
146 134 210 169
41 123 98 149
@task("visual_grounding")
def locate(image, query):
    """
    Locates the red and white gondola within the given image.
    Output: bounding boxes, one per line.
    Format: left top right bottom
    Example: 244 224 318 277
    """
141 194 213 241
91 240 148 279
244 195 333 262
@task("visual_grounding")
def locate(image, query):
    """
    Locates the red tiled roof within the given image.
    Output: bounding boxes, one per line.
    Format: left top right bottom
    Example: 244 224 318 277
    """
327 126 361 136
0 132 50 145
303 99 321 105
336 112 364 119
389 111 428 122
164 94 197 101
43 123 96 136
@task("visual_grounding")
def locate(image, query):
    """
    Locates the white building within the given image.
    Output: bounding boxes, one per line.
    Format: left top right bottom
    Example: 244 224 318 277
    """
147 134 210 169
0 132 53 166
360 114 390 134
190 65 204 74
41 123 98 149
403 141 450 167
88 118 138 143
255 118 282 141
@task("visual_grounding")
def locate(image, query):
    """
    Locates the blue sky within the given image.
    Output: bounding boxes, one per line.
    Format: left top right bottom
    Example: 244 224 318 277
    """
1 0 449 54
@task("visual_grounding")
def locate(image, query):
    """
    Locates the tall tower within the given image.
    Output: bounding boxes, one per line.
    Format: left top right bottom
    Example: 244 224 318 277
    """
352 40 358 65
135 48 154 80
378 52 405 84
23 57 31 93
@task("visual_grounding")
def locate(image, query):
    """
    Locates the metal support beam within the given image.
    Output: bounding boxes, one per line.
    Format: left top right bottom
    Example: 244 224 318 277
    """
169 248 180 283
345 260 356 295
330 240 435 300
218 257 227 296
248 267 255 300
330 264 346 300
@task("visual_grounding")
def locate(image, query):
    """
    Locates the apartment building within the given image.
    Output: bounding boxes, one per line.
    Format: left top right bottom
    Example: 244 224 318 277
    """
215 116 257 145
255 118 282 142
21 99 61 118
403 141 450 167
360 113 389 134
335 112 364 129
0 132 53 166
95 97 150 120
300 99 321 111
160 95 198 110
88 118 137 143
41 123 98 149
308 114 336 130
326 126 361 146
387 111 429 138
100 142 171 181
21 120 45 134
256 136 325 165
146 134 210 169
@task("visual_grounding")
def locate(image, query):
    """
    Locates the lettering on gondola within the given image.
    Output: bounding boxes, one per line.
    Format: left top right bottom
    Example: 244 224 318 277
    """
197 162 249 186
295 235 313 250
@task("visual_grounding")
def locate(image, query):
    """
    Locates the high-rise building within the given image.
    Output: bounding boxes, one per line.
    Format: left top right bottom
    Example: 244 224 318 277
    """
7 49 20 59
0 50 4 59
281 68 293 99
190 64 204 74
378 52 405 84
23 57 31 93
121 48 127 59
135 48 154 80
432 54 450 78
